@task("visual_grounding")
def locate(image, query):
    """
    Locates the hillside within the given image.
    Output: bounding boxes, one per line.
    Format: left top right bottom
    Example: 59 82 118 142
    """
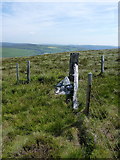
1 42 117 57
2 49 119 158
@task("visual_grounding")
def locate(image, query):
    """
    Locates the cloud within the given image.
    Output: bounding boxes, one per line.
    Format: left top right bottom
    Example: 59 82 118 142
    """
1 2 118 45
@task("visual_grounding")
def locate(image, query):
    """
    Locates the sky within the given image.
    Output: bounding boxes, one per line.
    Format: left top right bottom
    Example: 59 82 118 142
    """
1 1 118 46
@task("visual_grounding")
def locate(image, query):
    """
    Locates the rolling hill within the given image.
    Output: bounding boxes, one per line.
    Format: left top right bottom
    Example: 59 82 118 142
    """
1 42 117 57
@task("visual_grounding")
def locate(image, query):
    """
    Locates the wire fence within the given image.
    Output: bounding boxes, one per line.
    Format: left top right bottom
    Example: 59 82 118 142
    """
79 51 119 159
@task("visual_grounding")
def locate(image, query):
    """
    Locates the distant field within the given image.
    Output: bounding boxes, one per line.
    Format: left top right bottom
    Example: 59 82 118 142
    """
47 46 57 49
1 47 35 58
1 42 117 58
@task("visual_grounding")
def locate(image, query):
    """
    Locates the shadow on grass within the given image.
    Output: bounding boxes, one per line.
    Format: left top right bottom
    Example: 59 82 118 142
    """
15 80 30 85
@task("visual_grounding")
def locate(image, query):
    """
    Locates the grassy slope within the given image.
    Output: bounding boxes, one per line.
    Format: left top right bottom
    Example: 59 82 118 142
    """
2 49 119 158
1 46 74 58
1 48 35 58
1 44 117 58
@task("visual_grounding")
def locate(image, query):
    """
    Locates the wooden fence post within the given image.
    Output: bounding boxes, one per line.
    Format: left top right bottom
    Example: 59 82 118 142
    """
16 63 19 83
69 53 79 109
101 55 104 74
73 63 79 109
85 72 92 116
69 53 79 82
27 61 30 83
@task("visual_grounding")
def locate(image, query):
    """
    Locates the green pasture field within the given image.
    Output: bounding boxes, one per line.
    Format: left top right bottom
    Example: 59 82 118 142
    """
1 47 35 58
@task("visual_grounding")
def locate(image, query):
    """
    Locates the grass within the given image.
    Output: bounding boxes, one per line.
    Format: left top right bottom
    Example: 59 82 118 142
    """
1 48 35 58
2 49 119 158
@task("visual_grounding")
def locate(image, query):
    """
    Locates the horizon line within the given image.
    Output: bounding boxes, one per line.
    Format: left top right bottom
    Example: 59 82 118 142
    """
1 41 118 47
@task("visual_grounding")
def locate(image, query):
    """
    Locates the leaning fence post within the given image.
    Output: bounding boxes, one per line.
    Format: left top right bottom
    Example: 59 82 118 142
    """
85 72 92 116
27 61 30 83
69 53 79 109
101 55 104 74
16 63 19 83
